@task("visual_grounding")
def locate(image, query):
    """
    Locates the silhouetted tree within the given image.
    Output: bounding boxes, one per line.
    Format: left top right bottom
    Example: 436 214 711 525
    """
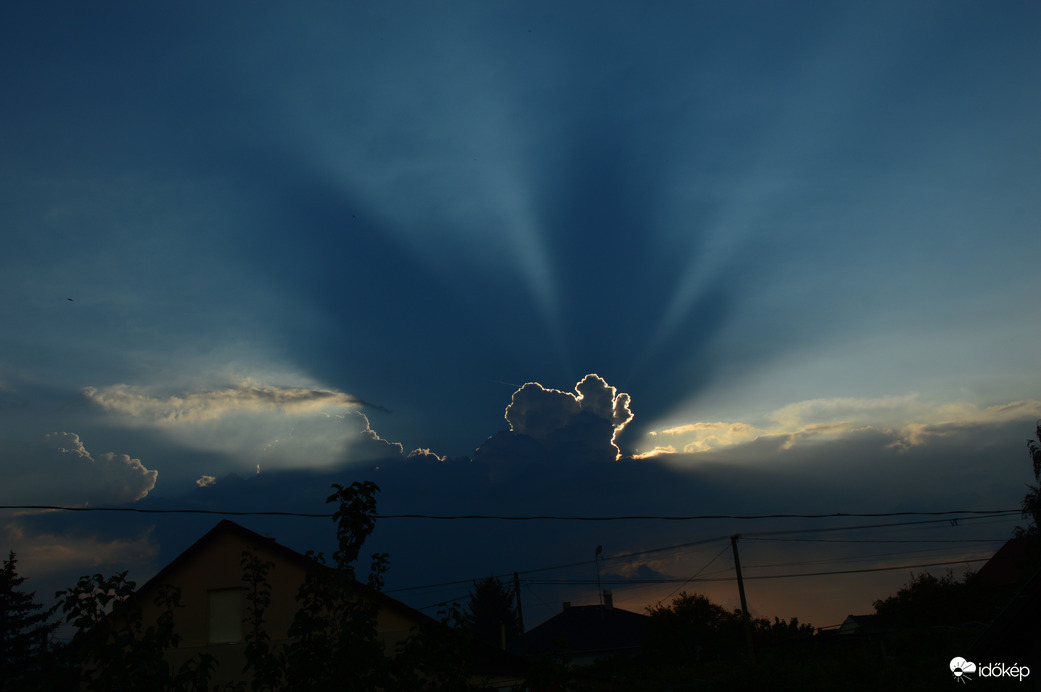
1019 421 1041 535
464 576 520 650
393 604 474 691
283 481 391 691
646 591 813 663
0 552 58 691
873 569 999 629
240 547 282 692
56 573 215 691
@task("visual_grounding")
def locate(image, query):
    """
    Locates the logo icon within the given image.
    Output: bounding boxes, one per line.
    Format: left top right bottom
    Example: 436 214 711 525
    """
951 657 977 683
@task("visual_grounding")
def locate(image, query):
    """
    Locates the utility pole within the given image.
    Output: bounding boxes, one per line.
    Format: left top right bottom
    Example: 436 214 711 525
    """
514 571 525 655
730 534 754 656
595 545 603 606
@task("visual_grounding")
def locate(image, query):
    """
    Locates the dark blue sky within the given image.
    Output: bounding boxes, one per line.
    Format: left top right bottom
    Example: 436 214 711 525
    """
2 1 1039 627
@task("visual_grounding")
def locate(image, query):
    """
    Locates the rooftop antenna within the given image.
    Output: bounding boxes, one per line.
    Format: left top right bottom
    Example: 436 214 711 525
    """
595 545 603 607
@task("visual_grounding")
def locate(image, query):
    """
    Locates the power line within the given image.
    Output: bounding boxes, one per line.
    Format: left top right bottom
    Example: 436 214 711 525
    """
656 543 733 607
525 557 990 585
741 546 996 571
747 536 1012 544
0 505 331 517
0 505 1019 521
740 512 1020 537
385 515 1013 596
8 503 1009 600
380 510 1018 521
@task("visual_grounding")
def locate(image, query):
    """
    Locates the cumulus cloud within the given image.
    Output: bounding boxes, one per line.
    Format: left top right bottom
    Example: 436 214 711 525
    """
253 410 404 470
407 448 448 463
475 374 634 469
83 381 377 423
195 475 217 488
44 432 158 503
507 374 633 440
350 411 405 459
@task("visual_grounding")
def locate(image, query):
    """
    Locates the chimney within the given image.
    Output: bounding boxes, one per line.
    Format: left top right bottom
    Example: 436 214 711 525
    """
603 590 613 608
562 601 571 611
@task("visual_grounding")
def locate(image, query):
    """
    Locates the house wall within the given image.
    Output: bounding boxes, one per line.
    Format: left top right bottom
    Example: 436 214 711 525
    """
135 531 422 686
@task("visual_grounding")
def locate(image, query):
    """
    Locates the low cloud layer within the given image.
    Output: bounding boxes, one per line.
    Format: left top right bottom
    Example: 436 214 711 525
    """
2 520 159 579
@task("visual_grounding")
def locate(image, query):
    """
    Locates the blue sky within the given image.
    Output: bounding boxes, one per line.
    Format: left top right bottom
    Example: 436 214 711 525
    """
2 1 1040 628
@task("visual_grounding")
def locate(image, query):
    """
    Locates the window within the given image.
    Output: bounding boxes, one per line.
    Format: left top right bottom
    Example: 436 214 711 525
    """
207 588 244 644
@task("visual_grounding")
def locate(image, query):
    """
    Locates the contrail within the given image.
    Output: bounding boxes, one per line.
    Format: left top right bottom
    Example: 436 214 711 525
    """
488 379 524 390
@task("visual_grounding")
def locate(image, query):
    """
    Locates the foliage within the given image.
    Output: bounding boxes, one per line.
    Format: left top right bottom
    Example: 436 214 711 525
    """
392 604 474 691
329 480 381 569
55 573 215 691
256 480 396 692
41 478 488 690
873 569 999 630
645 591 813 663
0 551 58 691
1018 421 1041 535
464 575 520 649
240 547 282 692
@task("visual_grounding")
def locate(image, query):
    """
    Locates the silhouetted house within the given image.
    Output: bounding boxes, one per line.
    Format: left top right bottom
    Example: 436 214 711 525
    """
809 613 895 661
970 539 1041 667
970 566 1041 663
99 520 525 689
836 613 886 636
525 592 650 666
975 535 1041 590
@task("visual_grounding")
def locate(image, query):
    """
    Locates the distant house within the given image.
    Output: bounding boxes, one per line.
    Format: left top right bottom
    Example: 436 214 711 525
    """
836 613 887 637
524 592 650 666
107 519 525 689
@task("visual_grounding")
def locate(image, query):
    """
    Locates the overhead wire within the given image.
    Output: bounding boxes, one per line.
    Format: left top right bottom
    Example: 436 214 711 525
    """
524 556 991 585
386 512 1018 596
0 505 1020 521
655 543 733 607
6 503 1018 604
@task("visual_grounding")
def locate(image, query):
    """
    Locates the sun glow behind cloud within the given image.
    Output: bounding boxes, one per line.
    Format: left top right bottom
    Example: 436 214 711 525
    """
83 381 370 422
82 381 400 474
638 396 1041 461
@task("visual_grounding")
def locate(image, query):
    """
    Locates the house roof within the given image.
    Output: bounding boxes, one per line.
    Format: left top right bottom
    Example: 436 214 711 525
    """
975 535 1041 589
525 604 649 657
134 519 526 676
837 613 888 636
969 563 1041 660
135 519 438 626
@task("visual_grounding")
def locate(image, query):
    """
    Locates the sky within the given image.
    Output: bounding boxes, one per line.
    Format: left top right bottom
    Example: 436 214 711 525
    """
2 1 1040 631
